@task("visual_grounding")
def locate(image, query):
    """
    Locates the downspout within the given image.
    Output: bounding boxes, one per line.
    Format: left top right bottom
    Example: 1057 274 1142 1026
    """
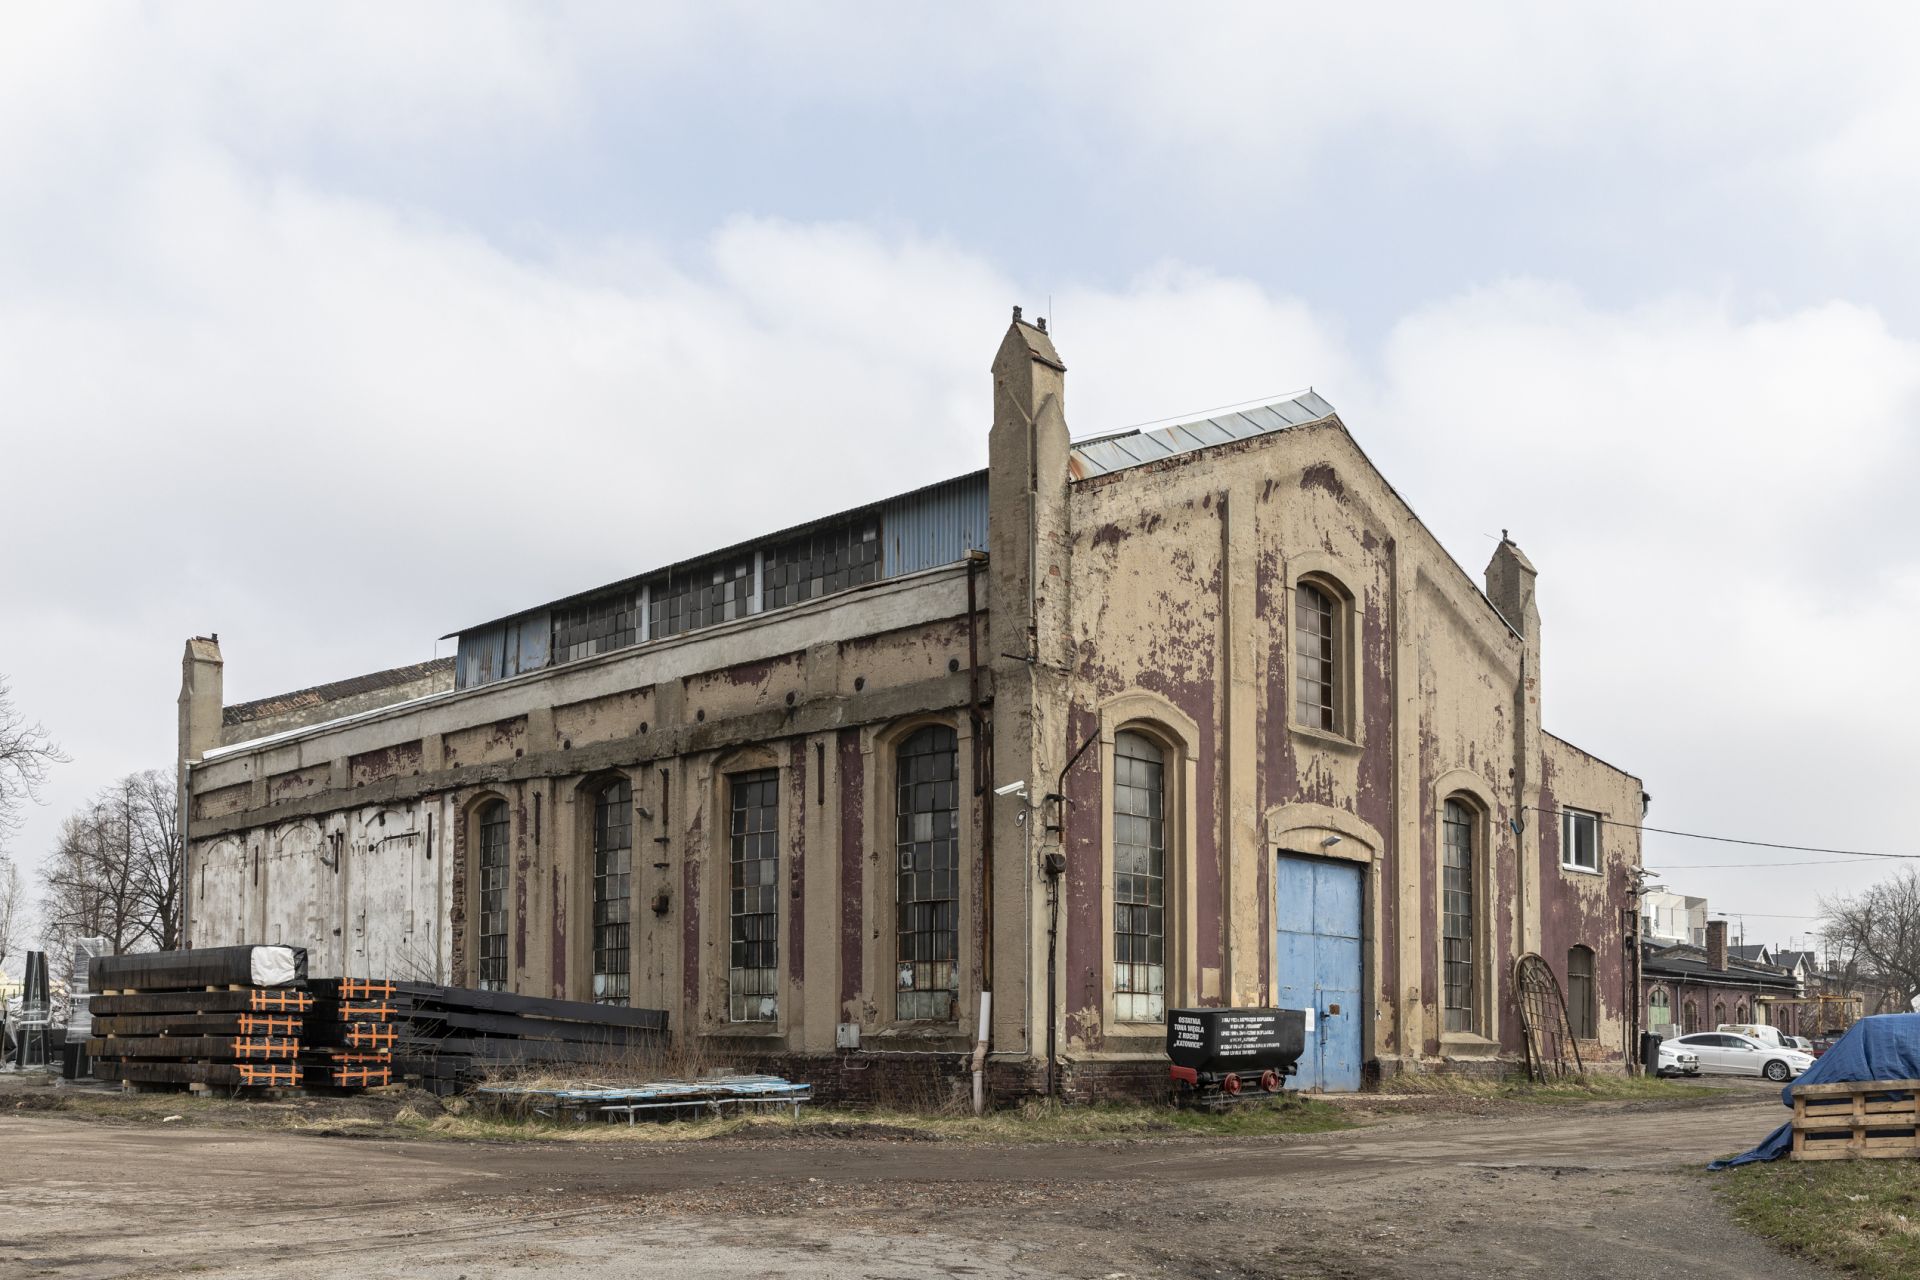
179 759 193 950
966 550 994 1114
1043 731 1100 1100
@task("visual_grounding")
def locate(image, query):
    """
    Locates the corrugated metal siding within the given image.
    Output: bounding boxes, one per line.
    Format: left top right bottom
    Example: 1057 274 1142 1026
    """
455 610 549 690
882 471 988 577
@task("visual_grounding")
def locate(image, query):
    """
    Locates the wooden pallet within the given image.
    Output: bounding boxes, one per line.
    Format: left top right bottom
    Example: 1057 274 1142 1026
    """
1791 1078 1920 1161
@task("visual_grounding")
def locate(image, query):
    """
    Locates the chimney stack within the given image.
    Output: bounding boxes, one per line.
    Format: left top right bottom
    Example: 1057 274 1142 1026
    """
1707 918 1729 972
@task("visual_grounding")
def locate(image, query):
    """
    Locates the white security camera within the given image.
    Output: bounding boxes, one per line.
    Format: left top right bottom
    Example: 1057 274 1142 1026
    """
994 779 1028 797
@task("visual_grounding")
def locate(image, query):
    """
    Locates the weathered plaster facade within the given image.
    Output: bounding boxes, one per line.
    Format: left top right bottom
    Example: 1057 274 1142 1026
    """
179 313 1644 1095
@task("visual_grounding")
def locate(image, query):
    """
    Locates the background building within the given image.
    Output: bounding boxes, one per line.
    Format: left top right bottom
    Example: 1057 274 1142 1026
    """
178 312 1645 1097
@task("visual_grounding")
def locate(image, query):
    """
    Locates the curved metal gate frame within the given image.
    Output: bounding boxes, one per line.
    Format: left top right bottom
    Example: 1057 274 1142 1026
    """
1512 952 1586 1082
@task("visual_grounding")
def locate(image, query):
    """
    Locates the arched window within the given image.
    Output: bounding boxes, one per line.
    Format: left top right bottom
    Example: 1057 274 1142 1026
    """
1648 986 1671 1032
476 799 510 992
591 779 632 1006
895 725 959 1020
1113 731 1166 1023
1735 1000 1749 1025
1442 797 1477 1032
728 769 779 1022
1294 580 1341 732
1566 945 1596 1039
1683 999 1700 1034
1713 999 1727 1028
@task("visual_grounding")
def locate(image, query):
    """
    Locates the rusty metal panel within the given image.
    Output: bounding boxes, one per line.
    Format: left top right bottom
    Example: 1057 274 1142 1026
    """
882 470 988 578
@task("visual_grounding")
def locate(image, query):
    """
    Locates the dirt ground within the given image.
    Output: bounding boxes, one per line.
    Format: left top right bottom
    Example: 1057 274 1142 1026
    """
0 1078 1826 1279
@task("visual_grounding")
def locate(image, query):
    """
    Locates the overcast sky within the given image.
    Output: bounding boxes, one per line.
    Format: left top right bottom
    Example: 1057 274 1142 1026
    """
4 3 1918 954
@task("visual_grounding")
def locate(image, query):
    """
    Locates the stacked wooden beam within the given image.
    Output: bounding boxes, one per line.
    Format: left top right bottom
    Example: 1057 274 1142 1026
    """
301 978 399 1089
86 946 309 1092
385 983 668 1092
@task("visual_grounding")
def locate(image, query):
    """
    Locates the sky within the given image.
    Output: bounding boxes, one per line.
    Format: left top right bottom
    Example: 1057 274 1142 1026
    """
4 2 1919 956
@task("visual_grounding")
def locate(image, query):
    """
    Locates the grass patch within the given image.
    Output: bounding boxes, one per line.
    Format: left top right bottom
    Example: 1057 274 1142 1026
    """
13 1083 1350 1146
1378 1073 1719 1105
1718 1160 1920 1279
408 1096 1354 1145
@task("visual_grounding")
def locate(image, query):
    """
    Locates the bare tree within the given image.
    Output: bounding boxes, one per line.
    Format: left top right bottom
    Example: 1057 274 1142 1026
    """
1822 869 1920 1010
38 770 183 965
0 855 27 976
0 674 67 854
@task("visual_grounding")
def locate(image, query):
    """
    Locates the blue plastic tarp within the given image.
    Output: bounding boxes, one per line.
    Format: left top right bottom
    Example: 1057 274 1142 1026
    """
1709 1012 1920 1169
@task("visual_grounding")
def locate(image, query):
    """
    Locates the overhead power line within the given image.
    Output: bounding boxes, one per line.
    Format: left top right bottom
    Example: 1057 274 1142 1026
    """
1527 805 1917 863
1648 858 1891 870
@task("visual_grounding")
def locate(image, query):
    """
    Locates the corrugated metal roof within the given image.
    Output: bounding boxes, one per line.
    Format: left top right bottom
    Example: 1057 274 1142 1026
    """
1068 390 1338 480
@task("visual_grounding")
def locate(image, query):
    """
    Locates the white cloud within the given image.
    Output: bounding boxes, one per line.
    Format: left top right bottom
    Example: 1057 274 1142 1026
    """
4 3 1918 944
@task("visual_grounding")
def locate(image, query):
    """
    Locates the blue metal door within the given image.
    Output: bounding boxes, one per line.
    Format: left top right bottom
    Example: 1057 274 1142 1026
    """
1274 854 1363 1091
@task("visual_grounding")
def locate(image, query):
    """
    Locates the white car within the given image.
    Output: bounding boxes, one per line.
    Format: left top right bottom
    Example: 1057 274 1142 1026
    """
1667 1031 1814 1082
1657 1041 1700 1077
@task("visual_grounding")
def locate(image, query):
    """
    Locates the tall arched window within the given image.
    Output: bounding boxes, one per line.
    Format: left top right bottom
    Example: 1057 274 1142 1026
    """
1713 999 1727 1028
1683 999 1700 1034
1566 945 1596 1039
1442 798 1477 1033
1294 581 1340 732
896 725 959 1020
1735 1000 1749 1024
592 779 632 1006
1113 731 1166 1023
728 769 779 1022
476 799 510 992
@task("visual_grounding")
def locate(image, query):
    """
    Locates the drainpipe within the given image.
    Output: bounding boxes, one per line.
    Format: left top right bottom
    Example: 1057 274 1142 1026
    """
178 759 193 950
971 990 992 1115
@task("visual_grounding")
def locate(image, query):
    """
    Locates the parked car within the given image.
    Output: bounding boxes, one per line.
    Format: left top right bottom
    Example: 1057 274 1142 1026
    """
1784 1035 1816 1055
1657 1041 1701 1077
1667 1031 1814 1081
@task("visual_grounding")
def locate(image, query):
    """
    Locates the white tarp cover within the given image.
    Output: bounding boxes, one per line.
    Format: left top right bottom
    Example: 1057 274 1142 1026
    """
249 946 300 988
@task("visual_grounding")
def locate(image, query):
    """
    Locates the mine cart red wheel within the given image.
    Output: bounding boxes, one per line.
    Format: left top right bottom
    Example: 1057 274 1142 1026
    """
1221 1072 1242 1095
1259 1069 1280 1093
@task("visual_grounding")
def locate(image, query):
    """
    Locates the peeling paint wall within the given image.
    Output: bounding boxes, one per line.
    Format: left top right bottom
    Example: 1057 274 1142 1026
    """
1057 418 1643 1077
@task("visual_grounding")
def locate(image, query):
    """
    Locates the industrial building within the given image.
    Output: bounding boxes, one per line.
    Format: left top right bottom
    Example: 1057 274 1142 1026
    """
178 311 1645 1097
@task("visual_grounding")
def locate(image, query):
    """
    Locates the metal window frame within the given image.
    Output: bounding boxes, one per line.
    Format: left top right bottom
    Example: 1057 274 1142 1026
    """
1441 798 1476 1032
591 779 633 1006
1293 580 1338 732
727 768 780 1023
1112 730 1167 1023
476 799 511 992
893 724 960 1022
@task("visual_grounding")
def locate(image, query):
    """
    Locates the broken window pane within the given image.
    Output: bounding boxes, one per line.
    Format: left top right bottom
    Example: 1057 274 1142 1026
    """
551 589 641 665
1442 798 1474 1032
763 519 881 609
895 725 958 1020
649 558 752 639
1114 731 1167 1022
729 769 779 1022
477 800 510 992
592 779 632 1006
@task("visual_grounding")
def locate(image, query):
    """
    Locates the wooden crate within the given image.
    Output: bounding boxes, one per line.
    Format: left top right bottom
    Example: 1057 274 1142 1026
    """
1791 1078 1920 1161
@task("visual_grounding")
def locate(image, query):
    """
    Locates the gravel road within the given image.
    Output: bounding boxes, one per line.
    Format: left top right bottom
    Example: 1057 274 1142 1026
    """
0 1082 1825 1279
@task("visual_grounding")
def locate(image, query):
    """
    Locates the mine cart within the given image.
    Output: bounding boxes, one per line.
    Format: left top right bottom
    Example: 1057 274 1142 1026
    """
1166 1007 1307 1107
